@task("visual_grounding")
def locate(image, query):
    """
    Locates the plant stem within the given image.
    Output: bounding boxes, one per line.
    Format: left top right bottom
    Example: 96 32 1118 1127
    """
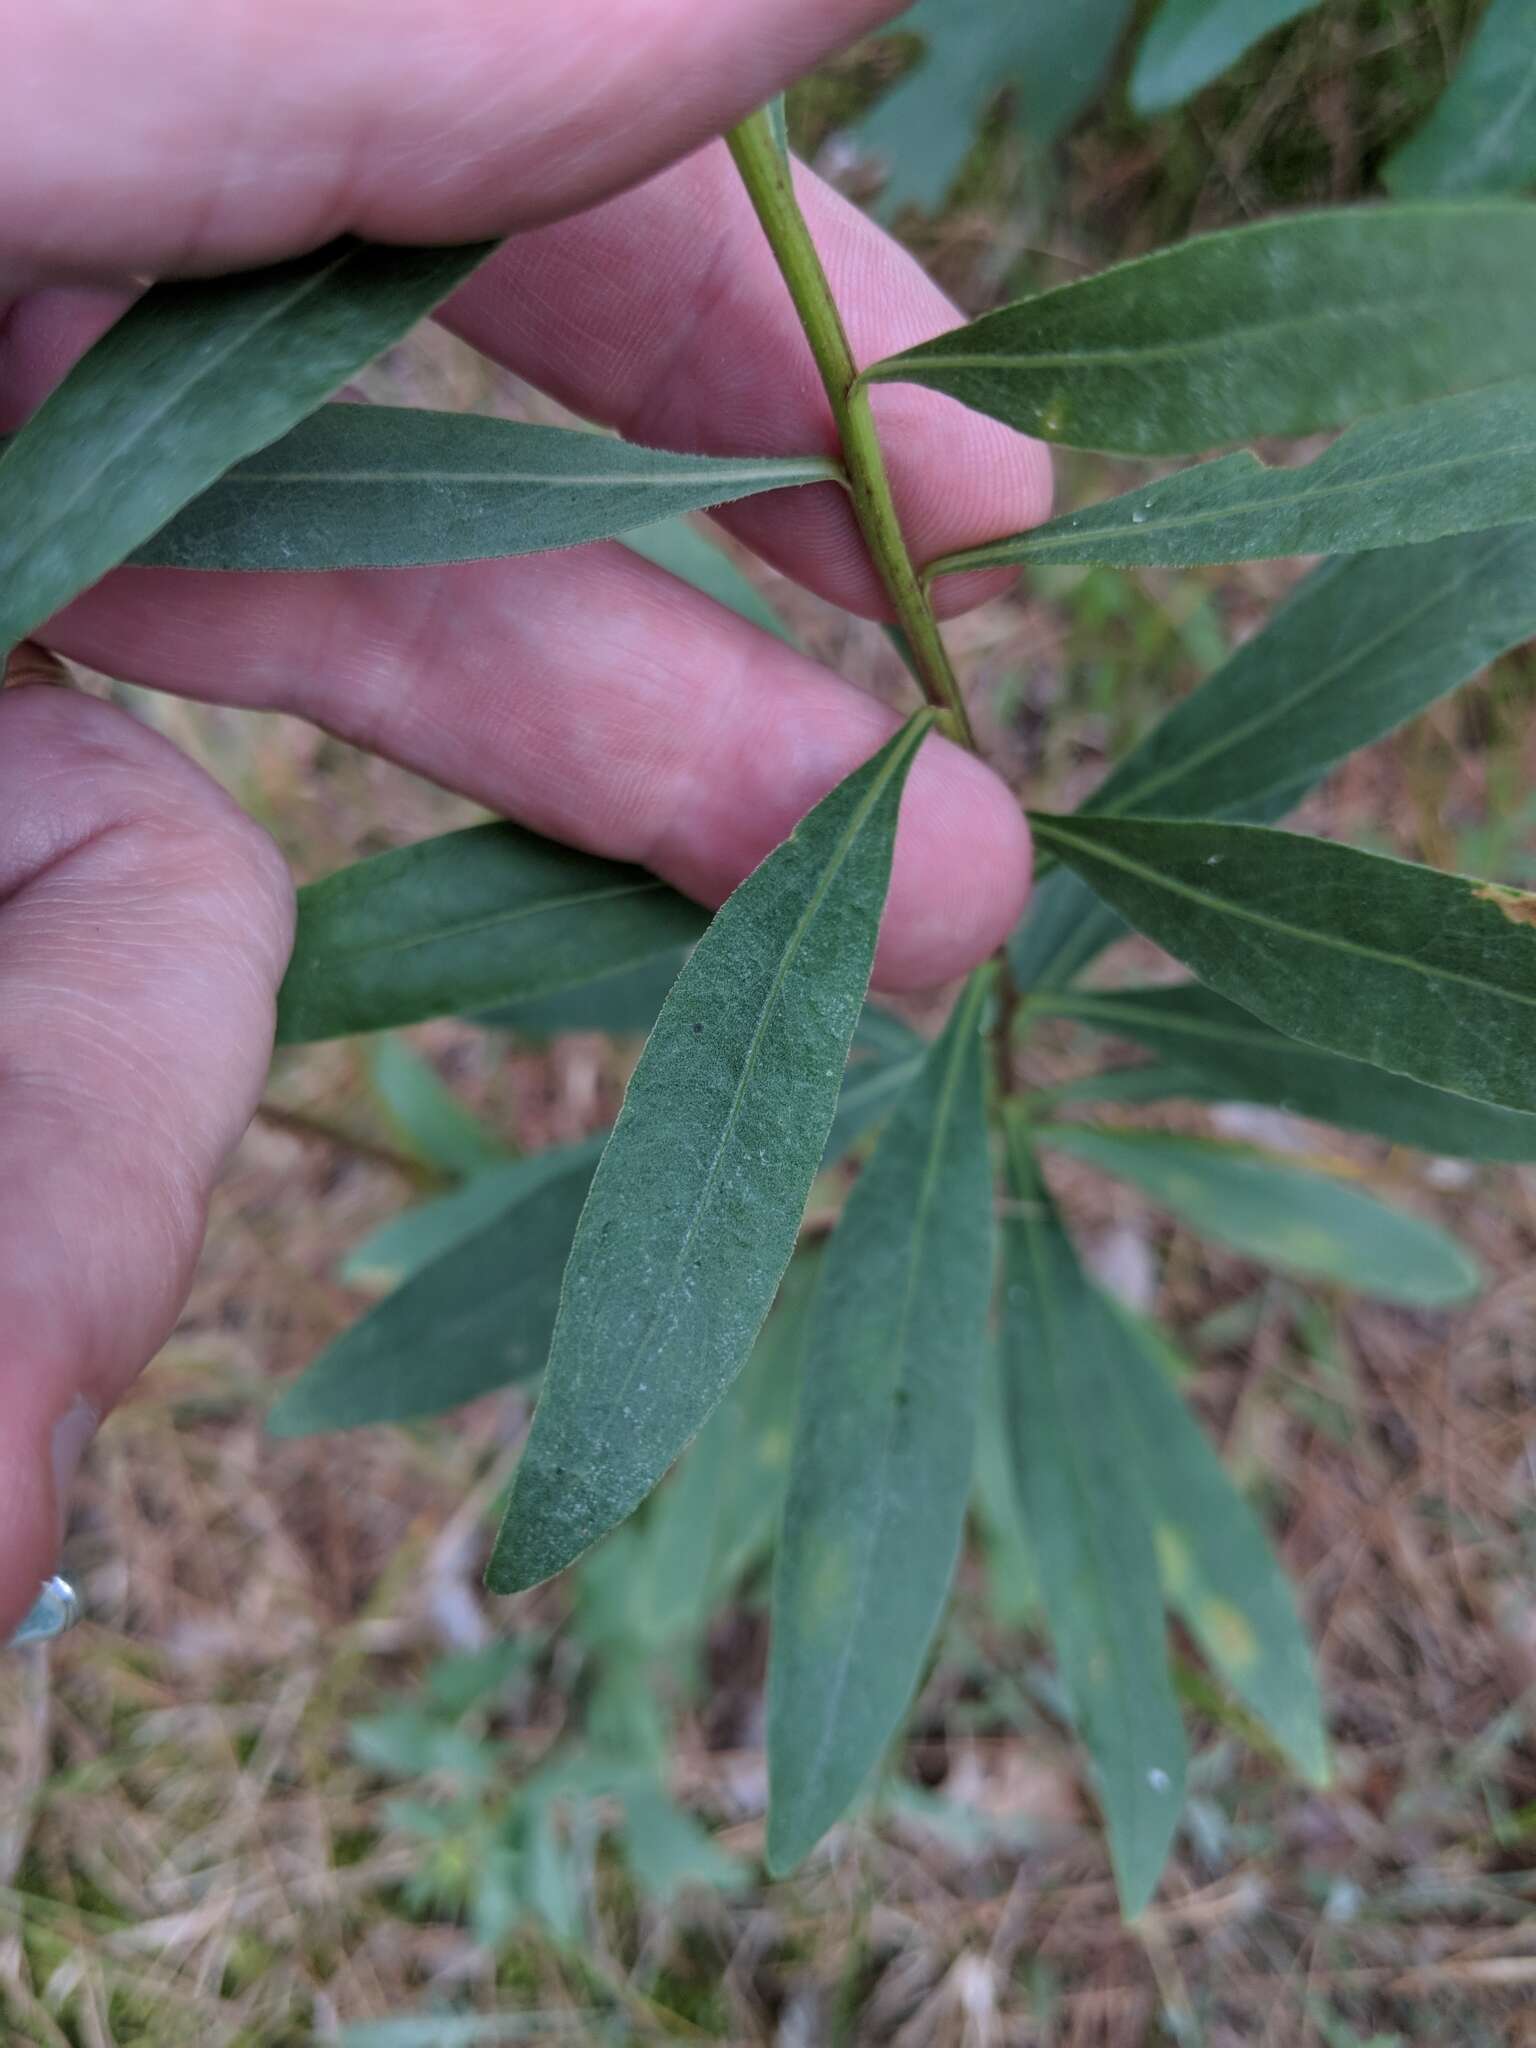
726 112 976 749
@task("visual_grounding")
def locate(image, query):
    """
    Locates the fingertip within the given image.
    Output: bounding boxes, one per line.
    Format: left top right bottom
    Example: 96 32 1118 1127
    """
874 734 1031 992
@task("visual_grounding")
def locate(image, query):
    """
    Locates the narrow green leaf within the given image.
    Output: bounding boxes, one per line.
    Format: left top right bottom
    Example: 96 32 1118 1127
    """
853 0 1134 218
0 237 492 650
268 1148 598 1435
1036 1124 1479 1306
1105 1303 1327 1784
862 203 1536 455
1045 982 1536 1160
766 973 995 1872
340 1142 604 1290
767 94 791 160
1031 812 1536 1113
1385 0 1536 200
1009 527 1536 989
937 380 1536 572
1130 0 1322 115
999 1134 1186 1916
364 1036 509 1180
277 823 710 1043
632 1254 818 1649
487 715 936 1593
129 406 837 572
623 517 797 645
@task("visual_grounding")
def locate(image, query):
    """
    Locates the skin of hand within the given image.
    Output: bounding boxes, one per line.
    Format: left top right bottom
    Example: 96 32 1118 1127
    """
0 0 1051 1637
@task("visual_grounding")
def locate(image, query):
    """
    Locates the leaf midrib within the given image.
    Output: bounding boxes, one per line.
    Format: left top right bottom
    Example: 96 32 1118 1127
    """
215 457 835 491
866 288 1457 386
305 877 677 967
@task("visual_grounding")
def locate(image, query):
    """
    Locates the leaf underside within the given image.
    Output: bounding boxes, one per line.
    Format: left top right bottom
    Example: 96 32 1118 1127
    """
0 236 493 651
131 405 837 572
863 202 1536 455
1030 812 1536 1115
487 715 935 1594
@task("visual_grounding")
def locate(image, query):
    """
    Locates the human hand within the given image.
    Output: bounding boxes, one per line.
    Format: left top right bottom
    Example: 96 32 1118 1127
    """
0 0 1049 1638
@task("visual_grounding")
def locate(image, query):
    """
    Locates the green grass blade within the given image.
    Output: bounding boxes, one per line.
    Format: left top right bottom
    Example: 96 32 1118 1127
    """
0 237 492 650
1030 812 1536 1113
936 380 1536 571
1045 982 1536 1160
1385 0 1536 199
487 715 936 1593
862 203 1536 455
1130 0 1322 115
999 1134 1186 1916
766 972 995 1871
268 1148 598 1436
130 406 837 571
1035 1124 1480 1306
277 823 710 1043
1105 1302 1328 1785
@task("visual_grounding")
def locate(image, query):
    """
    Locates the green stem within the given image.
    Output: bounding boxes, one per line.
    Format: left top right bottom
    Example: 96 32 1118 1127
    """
726 111 976 750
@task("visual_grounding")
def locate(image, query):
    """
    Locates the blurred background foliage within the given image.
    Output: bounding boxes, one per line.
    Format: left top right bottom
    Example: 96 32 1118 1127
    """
9 2 1536 2042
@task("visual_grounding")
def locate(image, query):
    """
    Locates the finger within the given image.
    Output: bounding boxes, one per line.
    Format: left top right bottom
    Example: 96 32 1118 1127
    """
5 0 902 290
441 146 1053 619
0 684 293 1637
42 546 1031 992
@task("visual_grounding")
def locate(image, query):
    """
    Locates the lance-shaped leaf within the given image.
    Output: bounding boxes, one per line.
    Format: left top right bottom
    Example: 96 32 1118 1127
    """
277 823 710 1043
624 517 797 645
999 1133 1186 1915
853 0 1135 219
487 715 936 1594
1385 0 1536 200
1030 812 1536 1113
861 203 1536 455
1044 982 1536 1160
129 406 838 572
1105 1302 1328 1784
1130 0 1322 115
1036 1124 1479 1306
0 237 492 651
1009 526 1536 989
766 972 995 1872
935 380 1536 572
268 1147 599 1436
632 1254 819 1650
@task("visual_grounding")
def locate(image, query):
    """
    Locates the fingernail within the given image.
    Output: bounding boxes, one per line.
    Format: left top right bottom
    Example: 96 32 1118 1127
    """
2 640 70 690
51 1396 97 1546
8 1577 80 1648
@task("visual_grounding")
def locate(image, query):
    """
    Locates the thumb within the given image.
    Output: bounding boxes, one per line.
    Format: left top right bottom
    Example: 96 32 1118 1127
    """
0 683 293 1639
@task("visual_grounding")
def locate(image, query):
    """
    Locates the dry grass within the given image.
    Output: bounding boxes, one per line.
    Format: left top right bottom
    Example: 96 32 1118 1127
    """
10 4 1536 2042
